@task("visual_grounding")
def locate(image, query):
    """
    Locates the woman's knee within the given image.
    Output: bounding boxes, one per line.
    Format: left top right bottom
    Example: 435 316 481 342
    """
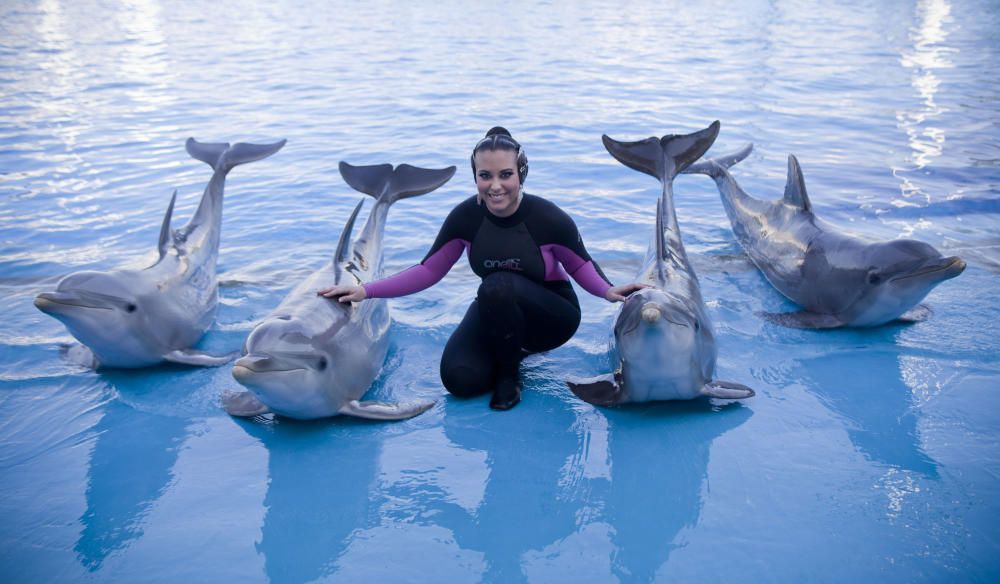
440 364 491 398
477 271 516 305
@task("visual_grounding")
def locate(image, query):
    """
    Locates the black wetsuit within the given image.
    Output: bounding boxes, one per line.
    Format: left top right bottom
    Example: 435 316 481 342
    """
363 194 614 397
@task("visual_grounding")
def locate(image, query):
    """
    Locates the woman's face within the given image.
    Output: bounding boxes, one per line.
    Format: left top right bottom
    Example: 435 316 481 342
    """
474 149 521 217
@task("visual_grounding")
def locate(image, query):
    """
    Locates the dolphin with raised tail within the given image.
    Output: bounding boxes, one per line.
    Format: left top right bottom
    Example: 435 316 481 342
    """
34 138 286 368
222 162 456 420
682 145 966 328
566 121 755 406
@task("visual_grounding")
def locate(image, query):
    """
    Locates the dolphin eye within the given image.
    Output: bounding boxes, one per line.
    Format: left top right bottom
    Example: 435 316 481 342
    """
125 303 137 313
868 273 882 285
318 358 328 371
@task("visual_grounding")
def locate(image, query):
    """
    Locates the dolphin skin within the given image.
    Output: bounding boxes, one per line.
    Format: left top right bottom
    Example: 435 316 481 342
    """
566 121 755 406
35 138 286 368
683 146 966 328
222 162 456 420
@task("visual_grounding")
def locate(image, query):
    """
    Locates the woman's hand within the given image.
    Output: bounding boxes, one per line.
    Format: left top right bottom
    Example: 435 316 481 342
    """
605 282 649 302
317 285 367 303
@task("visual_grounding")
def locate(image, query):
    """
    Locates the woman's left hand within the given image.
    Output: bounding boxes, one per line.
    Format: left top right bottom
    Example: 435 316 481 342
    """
605 282 650 302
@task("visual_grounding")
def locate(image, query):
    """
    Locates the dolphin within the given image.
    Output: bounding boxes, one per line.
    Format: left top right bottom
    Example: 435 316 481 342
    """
682 145 966 328
222 161 456 420
34 138 286 368
566 121 755 406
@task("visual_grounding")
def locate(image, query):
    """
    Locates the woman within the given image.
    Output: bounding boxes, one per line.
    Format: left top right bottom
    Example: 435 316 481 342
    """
319 127 645 410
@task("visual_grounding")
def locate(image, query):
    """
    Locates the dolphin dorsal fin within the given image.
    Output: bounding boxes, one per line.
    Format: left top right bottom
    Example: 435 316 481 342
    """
158 189 178 259
655 198 667 283
603 121 721 182
333 198 365 283
782 155 812 212
339 162 456 205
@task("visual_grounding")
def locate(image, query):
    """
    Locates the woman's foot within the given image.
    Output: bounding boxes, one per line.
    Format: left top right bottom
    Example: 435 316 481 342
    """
489 376 521 410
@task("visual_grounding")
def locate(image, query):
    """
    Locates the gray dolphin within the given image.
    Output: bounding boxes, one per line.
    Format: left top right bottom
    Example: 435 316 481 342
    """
34 138 286 368
683 145 966 328
566 121 755 406
222 161 456 420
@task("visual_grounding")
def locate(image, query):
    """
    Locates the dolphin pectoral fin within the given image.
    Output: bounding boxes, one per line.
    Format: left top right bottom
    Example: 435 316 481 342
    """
896 303 933 323
566 374 627 406
701 380 755 400
221 390 271 417
758 310 845 329
163 349 239 367
59 343 99 369
338 399 435 420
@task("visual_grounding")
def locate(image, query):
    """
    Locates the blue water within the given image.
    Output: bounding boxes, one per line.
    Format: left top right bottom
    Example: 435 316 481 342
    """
2 0 999 581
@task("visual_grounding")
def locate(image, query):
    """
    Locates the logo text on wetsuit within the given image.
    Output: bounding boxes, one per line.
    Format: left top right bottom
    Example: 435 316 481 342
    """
484 258 523 271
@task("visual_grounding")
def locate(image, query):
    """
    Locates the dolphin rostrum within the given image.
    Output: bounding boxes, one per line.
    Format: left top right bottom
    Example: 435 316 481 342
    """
34 138 286 368
682 145 966 328
222 162 457 420
566 121 755 406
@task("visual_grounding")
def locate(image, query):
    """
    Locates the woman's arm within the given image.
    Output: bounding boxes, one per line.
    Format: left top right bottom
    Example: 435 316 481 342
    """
318 198 477 302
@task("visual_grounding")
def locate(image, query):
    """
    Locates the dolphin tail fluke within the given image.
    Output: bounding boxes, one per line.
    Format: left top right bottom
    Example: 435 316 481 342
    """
157 189 178 259
682 143 754 177
185 138 287 173
602 120 720 182
701 380 755 400
185 139 229 168
338 398 435 420
566 373 627 406
339 162 457 205
332 198 366 282
221 390 272 417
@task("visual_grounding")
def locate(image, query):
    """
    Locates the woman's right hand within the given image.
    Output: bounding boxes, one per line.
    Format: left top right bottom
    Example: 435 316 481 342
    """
317 285 367 303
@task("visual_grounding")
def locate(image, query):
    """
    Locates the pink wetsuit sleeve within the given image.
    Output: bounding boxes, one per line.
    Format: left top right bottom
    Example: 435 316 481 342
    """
547 244 614 299
362 239 467 299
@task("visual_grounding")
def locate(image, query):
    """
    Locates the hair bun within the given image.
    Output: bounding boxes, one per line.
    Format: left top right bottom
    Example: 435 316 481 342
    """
485 126 513 138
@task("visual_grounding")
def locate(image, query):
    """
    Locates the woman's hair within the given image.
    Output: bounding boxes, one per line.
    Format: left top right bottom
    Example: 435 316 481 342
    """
470 126 529 184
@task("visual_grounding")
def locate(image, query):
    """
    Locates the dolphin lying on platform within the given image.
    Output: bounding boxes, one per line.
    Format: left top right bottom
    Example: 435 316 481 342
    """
34 138 286 368
683 145 966 328
222 162 456 420
566 121 755 406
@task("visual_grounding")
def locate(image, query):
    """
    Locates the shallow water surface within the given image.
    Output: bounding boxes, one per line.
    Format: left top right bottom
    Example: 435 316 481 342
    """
1 0 999 582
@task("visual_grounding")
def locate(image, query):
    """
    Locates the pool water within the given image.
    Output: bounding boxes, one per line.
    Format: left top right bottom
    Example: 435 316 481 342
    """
2 0 999 581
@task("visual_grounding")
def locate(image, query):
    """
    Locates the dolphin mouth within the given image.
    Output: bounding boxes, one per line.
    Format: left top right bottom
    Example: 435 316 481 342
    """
893 256 966 283
34 293 111 312
233 353 311 374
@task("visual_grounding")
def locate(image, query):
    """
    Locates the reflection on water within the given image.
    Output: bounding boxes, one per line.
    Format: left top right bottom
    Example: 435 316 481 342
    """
233 418 383 583
598 402 752 581
436 398 581 580
893 0 954 215
798 348 938 479
75 401 188 570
